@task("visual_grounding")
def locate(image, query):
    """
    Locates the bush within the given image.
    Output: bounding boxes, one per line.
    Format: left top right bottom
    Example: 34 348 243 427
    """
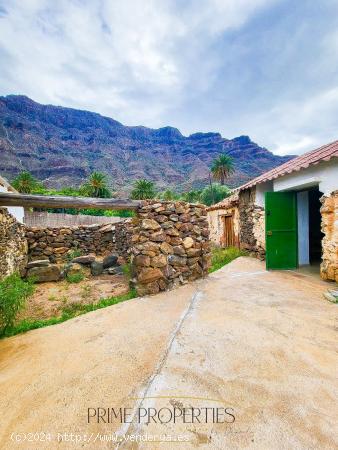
66 249 82 262
66 272 85 283
0 274 35 336
209 246 247 273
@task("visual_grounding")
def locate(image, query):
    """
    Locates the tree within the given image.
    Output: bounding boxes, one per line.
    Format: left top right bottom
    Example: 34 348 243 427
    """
159 189 179 201
131 179 156 199
211 154 234 185
12 171 43 194
181 189 202 203
80 171 112 198
200 183 231 206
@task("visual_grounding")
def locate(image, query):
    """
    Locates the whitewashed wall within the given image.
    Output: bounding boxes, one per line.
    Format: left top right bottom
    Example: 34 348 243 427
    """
0 184 24 223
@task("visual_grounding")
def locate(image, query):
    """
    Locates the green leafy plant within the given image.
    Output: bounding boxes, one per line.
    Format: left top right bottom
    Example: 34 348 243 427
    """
200 183 231 206
0 274 35 336
66 248 82 262
131 179 156 199
211 154 235 185
12 171 44 194
209 246 247 273
80 171 112 198
66 272 85 283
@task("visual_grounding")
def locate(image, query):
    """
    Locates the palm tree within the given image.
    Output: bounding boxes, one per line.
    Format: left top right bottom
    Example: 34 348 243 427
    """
160 189 179 201
12 171 42 193
131 179 156 199
81 171 112 198
211 154 234 185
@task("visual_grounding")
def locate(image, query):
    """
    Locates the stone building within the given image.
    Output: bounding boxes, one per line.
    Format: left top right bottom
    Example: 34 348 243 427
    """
207 140 338 282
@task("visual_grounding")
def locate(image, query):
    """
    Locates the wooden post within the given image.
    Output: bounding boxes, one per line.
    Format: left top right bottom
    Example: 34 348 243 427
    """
0 193 142 210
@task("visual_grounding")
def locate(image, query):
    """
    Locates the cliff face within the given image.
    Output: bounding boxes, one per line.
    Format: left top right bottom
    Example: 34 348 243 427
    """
0 95 293 192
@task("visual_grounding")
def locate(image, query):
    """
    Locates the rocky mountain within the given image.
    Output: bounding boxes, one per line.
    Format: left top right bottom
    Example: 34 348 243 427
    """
0 95 293 193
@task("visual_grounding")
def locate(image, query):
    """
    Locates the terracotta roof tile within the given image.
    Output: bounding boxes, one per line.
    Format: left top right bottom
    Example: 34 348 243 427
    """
237 140 338 191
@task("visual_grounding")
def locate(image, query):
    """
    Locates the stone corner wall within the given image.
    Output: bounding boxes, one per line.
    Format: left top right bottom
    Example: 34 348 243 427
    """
238 187 265 259
26 221 131 263
320 190 338 282
130 200 211 295
0 207 28 280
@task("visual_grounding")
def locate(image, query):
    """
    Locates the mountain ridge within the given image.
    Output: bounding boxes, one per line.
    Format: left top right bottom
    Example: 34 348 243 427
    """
0 95 294 193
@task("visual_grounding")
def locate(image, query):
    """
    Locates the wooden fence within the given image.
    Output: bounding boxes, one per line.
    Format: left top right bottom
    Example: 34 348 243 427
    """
24 211 122 228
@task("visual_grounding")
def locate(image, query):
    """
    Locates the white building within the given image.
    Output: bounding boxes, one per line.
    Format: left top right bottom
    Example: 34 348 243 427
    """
0 175 24 223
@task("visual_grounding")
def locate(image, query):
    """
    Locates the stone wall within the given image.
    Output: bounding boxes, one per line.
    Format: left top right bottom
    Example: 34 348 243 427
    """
130 201 211 295
320 190 338 282
26 221 131 263
238 187 265 259
0 207 28 279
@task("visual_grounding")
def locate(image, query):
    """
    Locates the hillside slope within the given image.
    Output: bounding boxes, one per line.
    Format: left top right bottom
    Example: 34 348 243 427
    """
0 95 293 192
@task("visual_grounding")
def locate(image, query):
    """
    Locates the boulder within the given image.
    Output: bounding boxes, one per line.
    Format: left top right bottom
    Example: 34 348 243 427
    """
151 254 167 268
186 248 202 257
168 255 187 267
138 267 164 283
91 261 104 276
141 219 161 231
102 254 119 268
26 264 61 283
160 242 174 255
183 237 194 249
72 254 96 265
26 259 50 268
134 254 150 267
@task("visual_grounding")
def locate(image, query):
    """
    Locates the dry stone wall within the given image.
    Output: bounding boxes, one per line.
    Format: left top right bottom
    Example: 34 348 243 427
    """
320 190 338 282
26 221 131 263
130 200 211 296
238 188 265 259
0 207 28 279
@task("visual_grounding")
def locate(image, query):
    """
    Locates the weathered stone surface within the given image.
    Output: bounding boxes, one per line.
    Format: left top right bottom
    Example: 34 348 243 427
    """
173 246 186 256
141 218 161 231
138 267 164 283
103 254 119 268
26 264 61 282
134 254 150 267
151 254 167 268
183 237 194 249
320 190 338 282
160 242 174 254
26 259 50 268
72 254 96 265
168 255 187 266
91 261 104 276
186 248 202 257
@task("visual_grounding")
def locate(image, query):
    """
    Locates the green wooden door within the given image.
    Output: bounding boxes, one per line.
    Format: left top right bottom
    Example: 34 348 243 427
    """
265 192 298 269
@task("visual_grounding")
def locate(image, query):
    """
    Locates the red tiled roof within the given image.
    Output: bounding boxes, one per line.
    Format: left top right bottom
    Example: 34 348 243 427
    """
206 192 239 211
237 140 338 191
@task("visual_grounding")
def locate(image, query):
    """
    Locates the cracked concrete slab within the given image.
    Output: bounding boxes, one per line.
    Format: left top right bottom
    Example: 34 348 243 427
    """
0 257 337 450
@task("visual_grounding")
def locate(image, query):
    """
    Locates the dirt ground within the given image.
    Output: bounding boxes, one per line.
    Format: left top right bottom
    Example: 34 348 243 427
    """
0 257 337 450
17 274 130 321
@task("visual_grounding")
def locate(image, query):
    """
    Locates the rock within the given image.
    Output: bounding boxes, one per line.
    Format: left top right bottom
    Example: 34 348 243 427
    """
183 237 194 249
104 266 124 275
72 254 96 265
141 219 161 231
103 254 119 268
91 261 104 276
160 242 174 254
26 259 50 268
26 264 61 283
134 255 150 267
173 246 186 256
151 254 167 268
186 248 202 257
137 281 160 296
67 263 86 276
138 267 164 283
168 255 187 266
150 232 166 242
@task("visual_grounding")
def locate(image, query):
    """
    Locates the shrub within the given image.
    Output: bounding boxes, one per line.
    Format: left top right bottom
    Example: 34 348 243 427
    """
0 274 35 336
66 248 82 261
209 246 247 273
66 272 85 283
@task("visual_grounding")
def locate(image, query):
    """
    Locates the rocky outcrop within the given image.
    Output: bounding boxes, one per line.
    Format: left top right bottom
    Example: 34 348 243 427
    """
130 200 211 296
26 221 131 263
0 95 293 192
0 207 28 279
320 190 338 282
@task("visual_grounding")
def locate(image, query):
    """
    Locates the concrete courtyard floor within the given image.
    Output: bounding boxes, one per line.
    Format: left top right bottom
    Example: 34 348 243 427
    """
0 257 337 450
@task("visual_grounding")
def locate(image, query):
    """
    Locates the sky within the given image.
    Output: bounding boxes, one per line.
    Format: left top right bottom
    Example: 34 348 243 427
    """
0 0 338 155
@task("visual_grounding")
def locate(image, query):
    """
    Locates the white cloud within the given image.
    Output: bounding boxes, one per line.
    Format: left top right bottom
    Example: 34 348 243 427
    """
0 0 337 154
